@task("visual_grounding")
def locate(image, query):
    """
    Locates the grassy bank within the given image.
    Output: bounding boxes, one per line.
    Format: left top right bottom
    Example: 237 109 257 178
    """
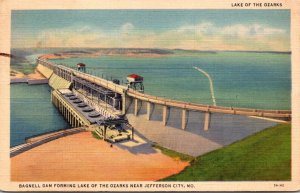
91 131 103 140
152 144 194 162
162 124 291 181
11 63 36 75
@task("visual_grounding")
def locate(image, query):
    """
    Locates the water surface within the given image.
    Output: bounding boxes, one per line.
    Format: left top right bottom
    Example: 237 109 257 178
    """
10 84 69 147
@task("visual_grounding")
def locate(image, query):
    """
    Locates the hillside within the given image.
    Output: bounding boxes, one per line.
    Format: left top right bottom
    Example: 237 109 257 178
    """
162 124 291 181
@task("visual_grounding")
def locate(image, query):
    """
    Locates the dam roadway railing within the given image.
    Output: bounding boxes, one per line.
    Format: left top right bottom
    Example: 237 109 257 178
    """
73 68 126 94
36 58 291 121
126 89 291 119
37 58 126 94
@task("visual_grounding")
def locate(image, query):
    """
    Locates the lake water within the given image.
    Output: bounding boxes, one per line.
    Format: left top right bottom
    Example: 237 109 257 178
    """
10 83 70 147
52 51 291 110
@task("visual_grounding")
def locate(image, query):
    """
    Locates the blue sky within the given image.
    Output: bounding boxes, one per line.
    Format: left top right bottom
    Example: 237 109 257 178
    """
12 10 290 51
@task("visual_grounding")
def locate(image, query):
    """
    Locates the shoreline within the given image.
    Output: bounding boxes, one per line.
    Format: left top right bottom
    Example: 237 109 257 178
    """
10 50 169 80
10 69 46 81
39 52 170 60
10 127 85 156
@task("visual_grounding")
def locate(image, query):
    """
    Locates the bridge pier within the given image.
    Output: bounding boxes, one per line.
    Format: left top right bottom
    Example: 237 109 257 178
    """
71 111 73 126
162 106 169 126
76 116 78 127
75 116 77 127
66 107 69 123
181 109 187 130
134 98 138 116
63 106 66 118
122 94 126 115
68 109 70 122
204 112 211 131
146 102 153 120
58 100 60 111
67 108 69 121
133 98 143 116
70 114 72 127
74 115 76 127
72 116 75 127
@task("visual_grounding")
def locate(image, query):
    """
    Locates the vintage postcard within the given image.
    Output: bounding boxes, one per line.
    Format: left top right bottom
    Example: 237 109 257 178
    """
0 0 299 191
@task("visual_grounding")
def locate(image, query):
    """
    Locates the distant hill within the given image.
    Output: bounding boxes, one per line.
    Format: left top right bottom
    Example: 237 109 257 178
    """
10 47 291 59
222 50 291 54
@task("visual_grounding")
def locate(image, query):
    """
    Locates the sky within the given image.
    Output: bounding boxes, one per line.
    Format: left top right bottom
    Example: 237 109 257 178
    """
11 10 290 51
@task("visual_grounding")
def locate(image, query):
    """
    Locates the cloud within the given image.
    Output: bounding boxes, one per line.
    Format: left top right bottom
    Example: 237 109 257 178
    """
177 22 286 37
14 22 289 51
36 25 107 47
221 24 286 37
177 22 215 35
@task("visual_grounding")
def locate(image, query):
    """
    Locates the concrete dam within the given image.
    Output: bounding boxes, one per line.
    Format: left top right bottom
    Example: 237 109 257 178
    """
16 58 291 156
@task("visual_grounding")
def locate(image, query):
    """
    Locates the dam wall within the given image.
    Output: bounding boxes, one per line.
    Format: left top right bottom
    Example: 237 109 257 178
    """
125 96 277 156
36 63 53 78
48 73 72 89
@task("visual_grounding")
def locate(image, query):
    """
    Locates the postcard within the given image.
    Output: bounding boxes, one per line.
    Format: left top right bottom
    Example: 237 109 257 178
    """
0 0 299 191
